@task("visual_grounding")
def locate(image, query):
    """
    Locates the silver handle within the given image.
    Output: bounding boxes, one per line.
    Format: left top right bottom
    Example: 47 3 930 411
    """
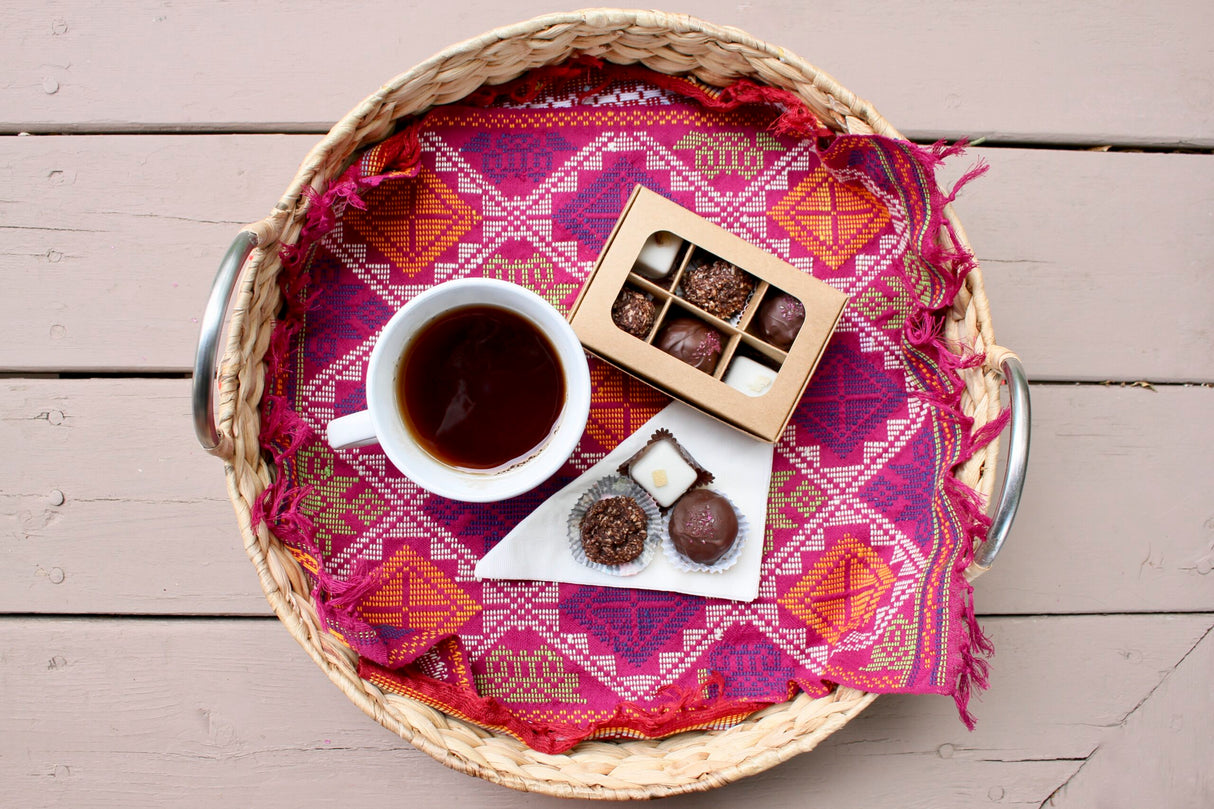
193 230 259 456
973 356 1030 569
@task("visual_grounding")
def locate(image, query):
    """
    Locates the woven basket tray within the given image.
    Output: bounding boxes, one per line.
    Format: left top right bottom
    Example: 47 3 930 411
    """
199 9 1023 799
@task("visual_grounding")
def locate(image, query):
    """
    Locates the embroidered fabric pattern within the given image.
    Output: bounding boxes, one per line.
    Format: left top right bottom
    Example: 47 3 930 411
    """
254 64 1002 753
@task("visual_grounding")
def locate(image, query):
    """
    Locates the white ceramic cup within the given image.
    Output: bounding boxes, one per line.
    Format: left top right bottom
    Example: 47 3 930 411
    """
326 278 591 502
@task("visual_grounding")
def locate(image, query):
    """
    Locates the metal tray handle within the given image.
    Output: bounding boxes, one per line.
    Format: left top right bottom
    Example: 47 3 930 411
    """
973 355 1030 570
192 230 260 458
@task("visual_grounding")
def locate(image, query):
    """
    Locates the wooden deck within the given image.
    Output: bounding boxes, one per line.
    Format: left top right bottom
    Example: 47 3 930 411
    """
3 2 1211 806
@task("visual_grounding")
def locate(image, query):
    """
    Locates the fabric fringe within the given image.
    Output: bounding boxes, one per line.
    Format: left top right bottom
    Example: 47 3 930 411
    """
360 660 764 754
251 121 428 623
467 55 833 138
910 143 998 727
814 133 1002 727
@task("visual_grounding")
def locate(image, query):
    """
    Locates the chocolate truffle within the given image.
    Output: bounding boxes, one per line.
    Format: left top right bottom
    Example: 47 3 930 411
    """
757 293 805 350
619 429 712 508
681 259 754 319
668 489 739 565
611 288 657 338
655 317 723 373
580 496 648 565
633 231 683 281
723 355 777 397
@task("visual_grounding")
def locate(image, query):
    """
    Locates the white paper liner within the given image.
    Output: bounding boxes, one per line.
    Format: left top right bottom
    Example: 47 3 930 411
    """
567 475 663 577
661 488 750 574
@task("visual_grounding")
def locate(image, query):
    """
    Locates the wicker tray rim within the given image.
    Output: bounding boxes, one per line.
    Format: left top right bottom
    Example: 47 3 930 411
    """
215 8 1009 799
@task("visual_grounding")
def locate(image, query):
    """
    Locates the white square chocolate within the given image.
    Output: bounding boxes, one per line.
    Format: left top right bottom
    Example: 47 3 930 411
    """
723 355 778 397
632 232 683 280
628 439 698 507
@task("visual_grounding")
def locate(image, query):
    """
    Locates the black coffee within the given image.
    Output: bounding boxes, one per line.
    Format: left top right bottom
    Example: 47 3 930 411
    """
396 305 565 471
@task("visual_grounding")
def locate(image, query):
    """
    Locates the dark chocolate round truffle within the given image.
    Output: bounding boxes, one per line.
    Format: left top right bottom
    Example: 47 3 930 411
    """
655 318 723 373
757 294 806 350
580 496 648 565
668 489 739 565
681 259 754 319
611 288 657 338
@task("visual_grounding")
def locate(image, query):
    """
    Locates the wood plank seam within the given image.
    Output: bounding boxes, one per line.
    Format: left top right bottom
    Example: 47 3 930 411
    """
1037 622 1214 808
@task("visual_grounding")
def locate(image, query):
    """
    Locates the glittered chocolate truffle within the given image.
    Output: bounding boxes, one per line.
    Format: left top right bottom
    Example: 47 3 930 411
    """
757 293 806 350
668 489 739 565
681 259 755 319
655 317 723 373
611 288 657 338
580 496 648 565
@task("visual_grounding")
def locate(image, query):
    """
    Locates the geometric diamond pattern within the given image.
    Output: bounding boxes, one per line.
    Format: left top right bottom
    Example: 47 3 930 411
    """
555 153 656 246
778 535 896 645
771 164 890 270
560 587 702 667
795 338 906 456
351 171 479 274
357 546 481 666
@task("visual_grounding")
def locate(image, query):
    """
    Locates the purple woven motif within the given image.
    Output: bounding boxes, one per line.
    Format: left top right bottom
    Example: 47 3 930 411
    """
261 67 998 751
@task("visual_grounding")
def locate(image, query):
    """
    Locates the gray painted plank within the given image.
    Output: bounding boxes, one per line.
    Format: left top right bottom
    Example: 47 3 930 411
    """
2 615 1209 807
1 136 1211 381
940 149 1214 384
0 134 305 373
976 383 1214 615
1046 625 1214 807
0 378 266 614
2 379 1211 616
1 1 1211 146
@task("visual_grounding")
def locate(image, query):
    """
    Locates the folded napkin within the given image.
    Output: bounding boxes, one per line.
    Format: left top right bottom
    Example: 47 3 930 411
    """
475 402 773 601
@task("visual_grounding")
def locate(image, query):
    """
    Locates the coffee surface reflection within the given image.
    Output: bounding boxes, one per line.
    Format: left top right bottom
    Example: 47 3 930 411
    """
396 305 566 471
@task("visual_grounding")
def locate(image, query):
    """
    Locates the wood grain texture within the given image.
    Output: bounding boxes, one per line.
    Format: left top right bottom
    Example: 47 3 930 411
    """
2 2 1207 805
940 149 1214 383
2 1 1211 145
1046 625 1214 808
2 136 1211 380
2 615 1209 808
3 378 1211 616
0 134 305 373
0 378 267 614
976 383 1214 615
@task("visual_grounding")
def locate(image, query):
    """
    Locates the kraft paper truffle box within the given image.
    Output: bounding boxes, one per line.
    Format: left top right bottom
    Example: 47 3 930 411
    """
569 186 849 443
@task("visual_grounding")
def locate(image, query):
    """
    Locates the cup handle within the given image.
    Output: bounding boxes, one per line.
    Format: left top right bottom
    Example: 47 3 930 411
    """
327 410 379 450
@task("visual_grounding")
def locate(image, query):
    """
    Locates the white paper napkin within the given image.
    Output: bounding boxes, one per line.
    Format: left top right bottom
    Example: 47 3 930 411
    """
474 402 773 601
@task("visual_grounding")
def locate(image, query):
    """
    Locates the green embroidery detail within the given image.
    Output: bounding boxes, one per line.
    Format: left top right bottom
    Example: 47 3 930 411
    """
758 132 782 151
767 469 824 544
673 131 781 179
295 443 388 557
853 275 914 330
475 647 585 703
481 254 578 309
901 254 937 305
862 616 916 673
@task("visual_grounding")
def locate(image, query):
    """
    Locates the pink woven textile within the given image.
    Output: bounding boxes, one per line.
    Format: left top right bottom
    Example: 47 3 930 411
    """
256 64 1003 753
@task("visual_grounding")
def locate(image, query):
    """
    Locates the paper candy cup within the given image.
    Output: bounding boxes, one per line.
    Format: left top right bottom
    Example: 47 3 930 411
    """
567 475 663 576
661 489 749 574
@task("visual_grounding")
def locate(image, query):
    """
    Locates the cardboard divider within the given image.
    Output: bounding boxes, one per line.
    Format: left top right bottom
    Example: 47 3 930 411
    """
736 332 787 368
736 280 770 332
